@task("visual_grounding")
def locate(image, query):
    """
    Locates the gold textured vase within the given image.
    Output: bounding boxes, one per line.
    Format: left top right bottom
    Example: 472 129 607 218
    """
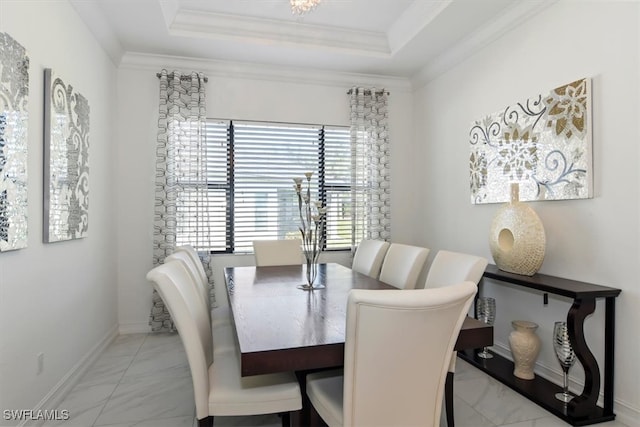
489 183 545 276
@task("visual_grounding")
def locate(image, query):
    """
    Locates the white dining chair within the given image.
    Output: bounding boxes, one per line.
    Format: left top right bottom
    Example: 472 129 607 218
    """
174 245 208 288
172 245 231 328
378 243 429 289
351 239 390 278
146 260 301 427
305 282 477 427
253 238 303 266
424 249 488 427
166 250 210 317
174 245 229 306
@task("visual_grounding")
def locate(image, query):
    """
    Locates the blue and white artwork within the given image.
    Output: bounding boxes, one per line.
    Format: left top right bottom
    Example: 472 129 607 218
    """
470 78 592 204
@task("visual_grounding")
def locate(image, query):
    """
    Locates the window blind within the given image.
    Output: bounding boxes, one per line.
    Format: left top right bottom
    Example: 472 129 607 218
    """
233 121 322 252
323 126 352 248
175 119 229 252
175 119 351 253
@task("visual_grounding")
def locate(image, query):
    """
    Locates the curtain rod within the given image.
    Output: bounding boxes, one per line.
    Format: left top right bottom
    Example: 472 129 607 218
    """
156 72 208 83
347 88 390 95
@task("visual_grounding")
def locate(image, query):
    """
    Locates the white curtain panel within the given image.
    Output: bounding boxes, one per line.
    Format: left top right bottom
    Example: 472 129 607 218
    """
150 70 209 332
349 87 391 251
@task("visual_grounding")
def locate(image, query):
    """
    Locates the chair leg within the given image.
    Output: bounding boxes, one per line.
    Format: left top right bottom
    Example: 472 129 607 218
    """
198 416 213 427
445 371 455 427
280 411 290 427
309 403 327 427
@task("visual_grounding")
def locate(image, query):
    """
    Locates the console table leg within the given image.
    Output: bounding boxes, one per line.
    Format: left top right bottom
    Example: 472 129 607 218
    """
567 298 599 418
603 297 616 415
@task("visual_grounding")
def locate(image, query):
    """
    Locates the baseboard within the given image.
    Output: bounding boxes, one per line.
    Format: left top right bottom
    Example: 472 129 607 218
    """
23 325 119 427
612 399 640 427
489 342 640 426
118 322 151 334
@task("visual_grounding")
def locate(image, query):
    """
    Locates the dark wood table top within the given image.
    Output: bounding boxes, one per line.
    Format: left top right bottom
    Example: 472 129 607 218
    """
224 263 493 377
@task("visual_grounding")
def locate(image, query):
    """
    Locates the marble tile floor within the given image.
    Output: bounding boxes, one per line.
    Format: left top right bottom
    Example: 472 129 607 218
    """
40 333 629 427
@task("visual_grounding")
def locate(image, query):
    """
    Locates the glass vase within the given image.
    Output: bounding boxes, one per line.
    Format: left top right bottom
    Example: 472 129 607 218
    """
298 252 324 291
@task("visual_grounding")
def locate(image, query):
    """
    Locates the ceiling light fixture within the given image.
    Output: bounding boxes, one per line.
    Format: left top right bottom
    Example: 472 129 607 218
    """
290 0 321 15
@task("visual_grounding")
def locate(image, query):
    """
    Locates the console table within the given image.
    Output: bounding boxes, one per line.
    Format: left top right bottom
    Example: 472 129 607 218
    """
458 264 621 426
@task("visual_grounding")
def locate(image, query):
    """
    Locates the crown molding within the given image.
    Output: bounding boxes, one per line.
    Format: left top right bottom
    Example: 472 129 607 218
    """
168 8 390 57
387 0 452 54
159 0 180 28
410 0 558 88
120 52 412 92
69 0 124 66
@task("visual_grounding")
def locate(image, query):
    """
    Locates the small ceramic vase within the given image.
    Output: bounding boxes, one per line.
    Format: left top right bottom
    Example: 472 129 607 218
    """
508 320 541 380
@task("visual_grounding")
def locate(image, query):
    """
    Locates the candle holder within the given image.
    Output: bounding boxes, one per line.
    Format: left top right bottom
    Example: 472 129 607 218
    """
553 321 576 402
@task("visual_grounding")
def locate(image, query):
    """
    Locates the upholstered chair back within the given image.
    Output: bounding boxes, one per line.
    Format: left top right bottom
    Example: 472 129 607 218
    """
424 250 488 289
253 238 303 266
351 239 390 278
166 250 210 315
379 243 429 289
174 245 208 285
342 282 477 426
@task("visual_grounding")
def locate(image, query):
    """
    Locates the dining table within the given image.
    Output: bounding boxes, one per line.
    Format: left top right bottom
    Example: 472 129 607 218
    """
223 262 493 425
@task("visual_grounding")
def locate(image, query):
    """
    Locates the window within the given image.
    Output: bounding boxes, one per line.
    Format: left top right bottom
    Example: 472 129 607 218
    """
175 120 351 253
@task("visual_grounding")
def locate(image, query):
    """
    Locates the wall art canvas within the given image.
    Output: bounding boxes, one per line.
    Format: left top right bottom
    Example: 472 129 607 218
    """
44 68 89 242
469 78 592 204
0 32 29 252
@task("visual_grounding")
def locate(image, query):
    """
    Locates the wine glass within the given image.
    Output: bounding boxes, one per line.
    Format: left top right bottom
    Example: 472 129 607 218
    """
476 297 496 359
553 321 576 402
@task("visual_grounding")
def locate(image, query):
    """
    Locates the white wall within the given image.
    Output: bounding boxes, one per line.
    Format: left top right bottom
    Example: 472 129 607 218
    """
2 0 636 422
0 0 118 416
411 1 639 423
115 59 414 332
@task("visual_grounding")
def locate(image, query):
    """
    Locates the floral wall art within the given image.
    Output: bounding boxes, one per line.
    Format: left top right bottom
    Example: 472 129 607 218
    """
0 32 29 252
469 78 592 204
44 68 90 242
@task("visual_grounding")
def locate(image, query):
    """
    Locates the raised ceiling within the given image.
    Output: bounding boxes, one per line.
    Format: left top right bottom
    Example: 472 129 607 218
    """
71 0 555 80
